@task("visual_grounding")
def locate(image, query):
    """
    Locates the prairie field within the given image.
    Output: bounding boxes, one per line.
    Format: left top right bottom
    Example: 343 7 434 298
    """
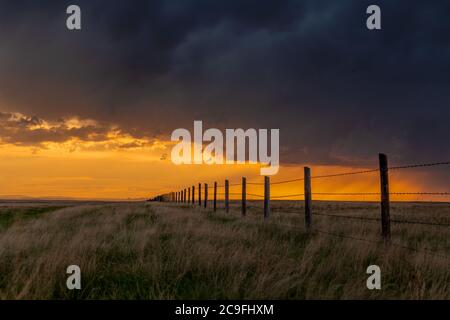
0 200 448 299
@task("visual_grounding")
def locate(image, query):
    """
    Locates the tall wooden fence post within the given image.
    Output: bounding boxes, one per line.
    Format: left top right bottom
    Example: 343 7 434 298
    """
183 189 186 203
264 176 270 219
225 179 229 213
379 153 391 244
198 183 202 206
213 182 217 212
242 177 246 216
304 167 312 231
192 186 195 204
188 188 190 204
204 183 208 208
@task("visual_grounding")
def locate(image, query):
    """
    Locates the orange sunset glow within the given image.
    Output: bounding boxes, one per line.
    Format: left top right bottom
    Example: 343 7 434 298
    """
0 111 447 201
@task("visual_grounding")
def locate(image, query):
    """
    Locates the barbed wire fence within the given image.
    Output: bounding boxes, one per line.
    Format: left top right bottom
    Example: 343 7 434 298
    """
152 154 450 259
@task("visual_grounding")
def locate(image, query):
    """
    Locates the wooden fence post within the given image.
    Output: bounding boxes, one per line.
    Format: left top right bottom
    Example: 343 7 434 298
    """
188 188 190 204
264 176 270 219
242 177 246 216
213 182 217 212
198 183 202 206
225 179 229 213
184 189 187 203
204 183 208 208
192 186 195 204
379 153 391 243
304 167 312 231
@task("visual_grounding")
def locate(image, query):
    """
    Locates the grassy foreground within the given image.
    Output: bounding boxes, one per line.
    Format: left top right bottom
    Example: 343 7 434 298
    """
0 201 448 299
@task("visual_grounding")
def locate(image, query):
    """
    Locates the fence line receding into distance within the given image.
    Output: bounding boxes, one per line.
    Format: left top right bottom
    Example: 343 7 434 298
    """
151 153 450 257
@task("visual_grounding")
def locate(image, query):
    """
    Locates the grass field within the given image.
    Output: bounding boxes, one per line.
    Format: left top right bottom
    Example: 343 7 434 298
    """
0 200 448 299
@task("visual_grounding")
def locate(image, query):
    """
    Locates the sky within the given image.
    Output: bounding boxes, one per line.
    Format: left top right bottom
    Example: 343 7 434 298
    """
0 0 449 200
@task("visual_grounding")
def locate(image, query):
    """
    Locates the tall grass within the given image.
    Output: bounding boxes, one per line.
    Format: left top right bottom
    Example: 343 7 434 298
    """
0 201 448 299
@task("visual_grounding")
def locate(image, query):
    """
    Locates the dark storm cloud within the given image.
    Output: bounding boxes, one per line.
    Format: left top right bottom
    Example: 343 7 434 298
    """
0 0 449 168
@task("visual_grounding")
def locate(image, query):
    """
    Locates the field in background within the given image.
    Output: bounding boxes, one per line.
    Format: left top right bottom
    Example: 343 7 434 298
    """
0 200 448 299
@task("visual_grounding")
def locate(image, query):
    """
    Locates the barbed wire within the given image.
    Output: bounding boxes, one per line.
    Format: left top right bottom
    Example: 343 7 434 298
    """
168 160 450 197
311 169 379 179
389 161 450 170
313 229 449 260
311 192 450 196
390 192 450 196
313 212 450 227
175 190 450 197
313 212 380 222
217 192 241 196
391 219 450 227
216 183 241 188
271 178 305 185
269 222 449 260
313 192 380 196
164 160 450 261
247 193 265 198
270 208 450 227
173 161 450 194
271 194 304 199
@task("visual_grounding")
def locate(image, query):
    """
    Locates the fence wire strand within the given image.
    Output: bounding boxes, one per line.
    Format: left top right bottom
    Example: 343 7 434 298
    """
313 229 449 260
270 222 449 260
389 161 450 170
271 194 304 199
312 212 450 227
162 157 450 259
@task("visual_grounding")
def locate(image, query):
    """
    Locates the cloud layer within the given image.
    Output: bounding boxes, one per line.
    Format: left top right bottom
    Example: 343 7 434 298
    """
0 0 449 167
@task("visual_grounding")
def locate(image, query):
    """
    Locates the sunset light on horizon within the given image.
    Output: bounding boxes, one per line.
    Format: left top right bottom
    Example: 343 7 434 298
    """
0 109 447 201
